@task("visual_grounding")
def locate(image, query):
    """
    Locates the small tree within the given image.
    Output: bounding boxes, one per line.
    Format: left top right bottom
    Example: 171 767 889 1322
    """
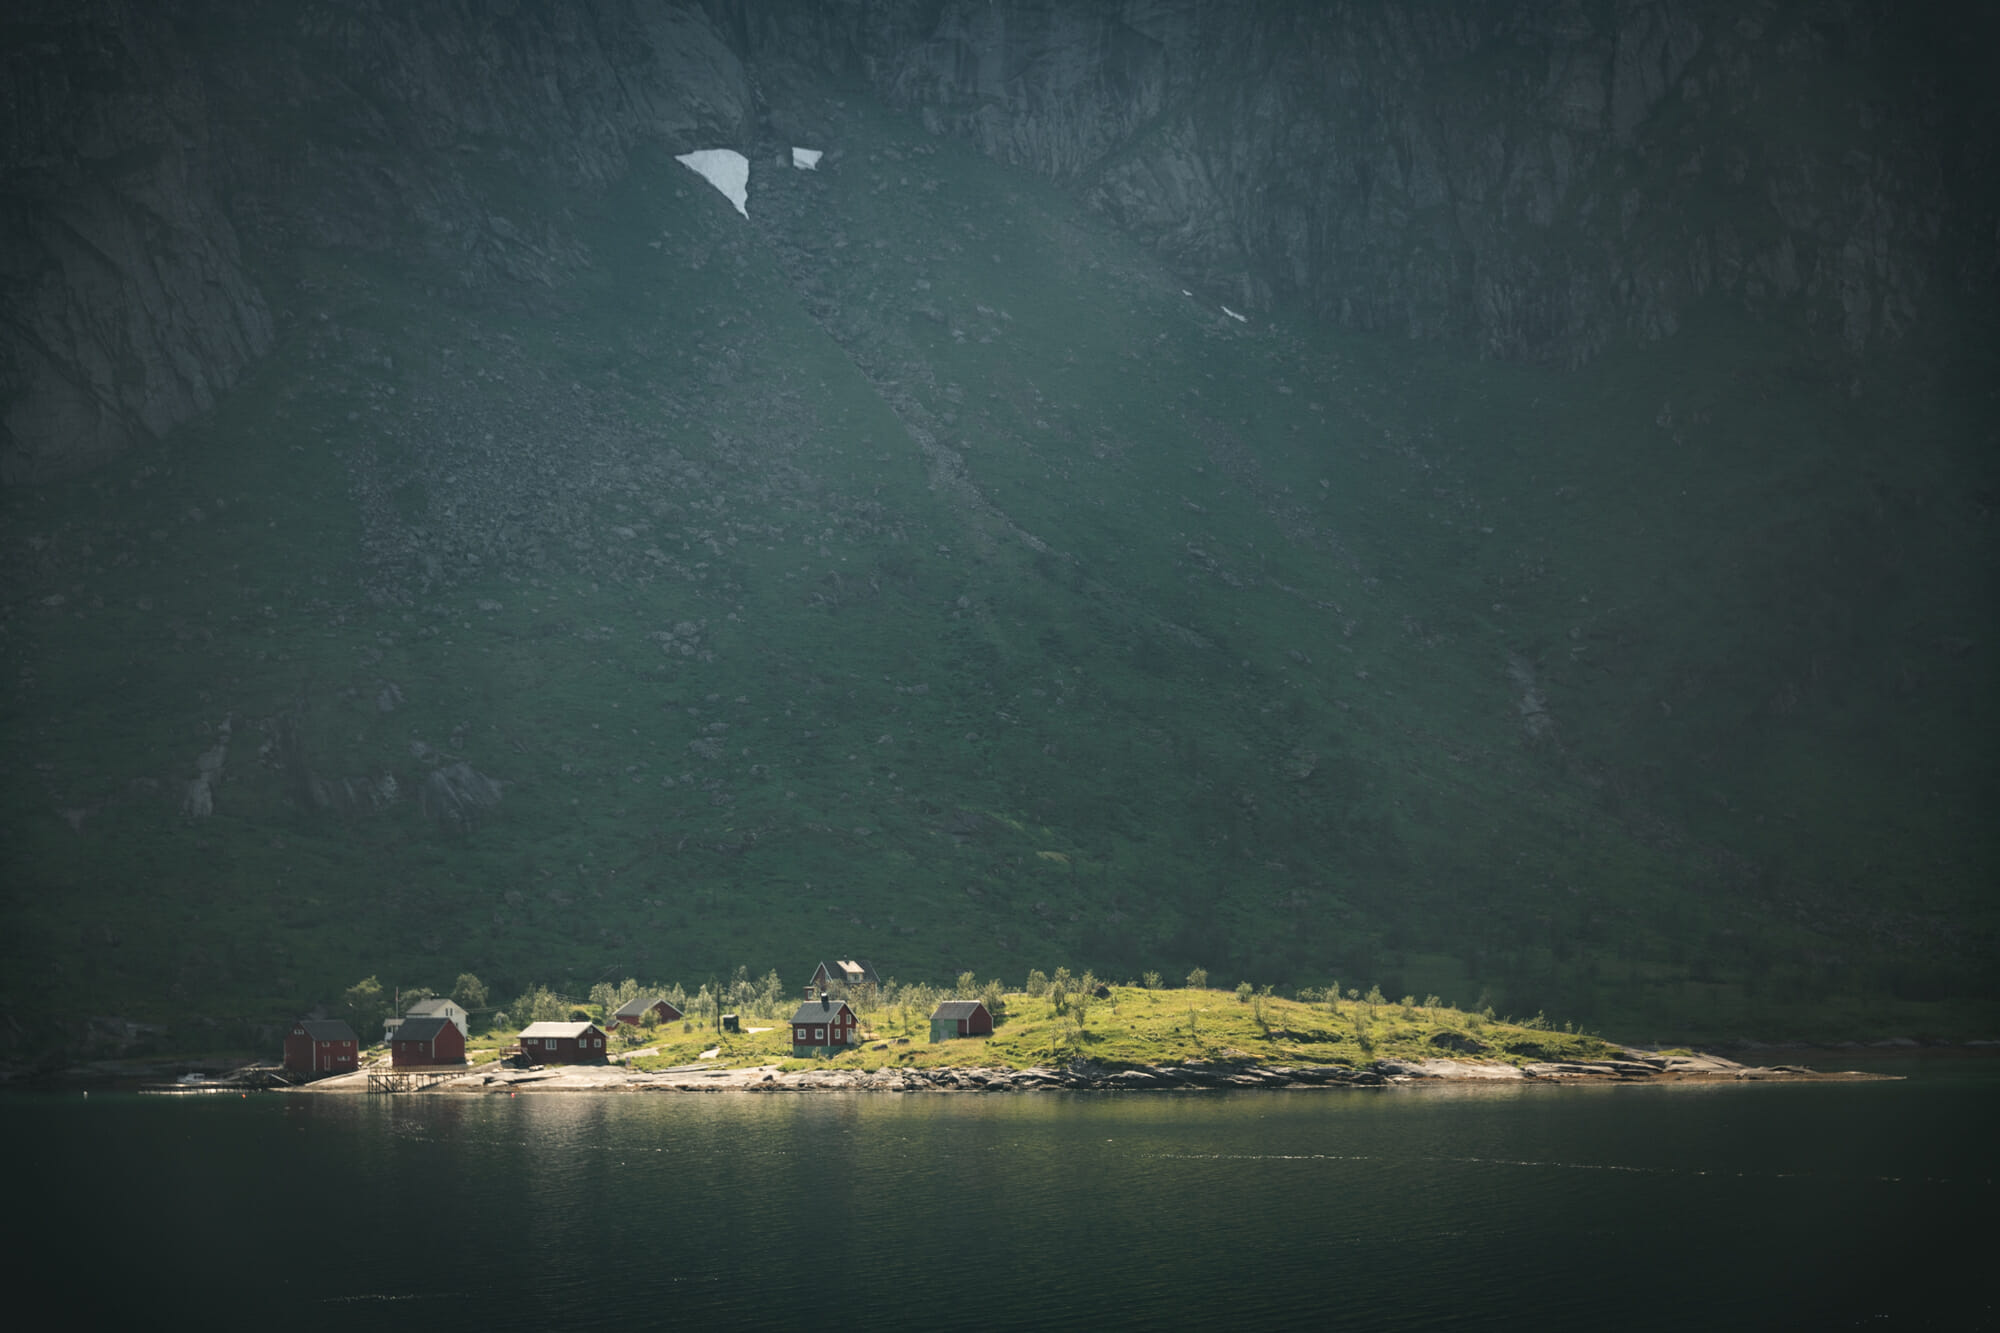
1235 981 1254 1004
955 970 977 998
343 976 389 1042
1024 969 1051 998
1142 970 1162 990
1185 966 1209 991
453 973 489 1030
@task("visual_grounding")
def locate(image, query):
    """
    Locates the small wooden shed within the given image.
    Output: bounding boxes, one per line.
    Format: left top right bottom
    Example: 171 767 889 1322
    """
517 1021 608 1063
929 1000 995 1042
390 1015 467 1067
283 1019 359 1073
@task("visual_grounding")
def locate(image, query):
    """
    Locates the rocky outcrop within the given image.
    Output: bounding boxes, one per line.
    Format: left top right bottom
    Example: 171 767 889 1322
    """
418 761 502 830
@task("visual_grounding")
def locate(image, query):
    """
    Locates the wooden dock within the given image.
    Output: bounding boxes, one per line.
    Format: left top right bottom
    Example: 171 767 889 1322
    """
366 1066 471 1094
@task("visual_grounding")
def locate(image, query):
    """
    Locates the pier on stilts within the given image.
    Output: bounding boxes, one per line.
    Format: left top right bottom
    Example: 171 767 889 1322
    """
366 1066 470 1094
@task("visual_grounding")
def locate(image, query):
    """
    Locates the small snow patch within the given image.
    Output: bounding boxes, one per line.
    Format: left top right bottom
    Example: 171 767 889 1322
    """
676 149 748 217
1221 305 1248 323
791 147 823 170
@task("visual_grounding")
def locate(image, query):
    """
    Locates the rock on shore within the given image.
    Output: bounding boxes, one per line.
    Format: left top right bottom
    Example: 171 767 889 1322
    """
274 1046 1890 1096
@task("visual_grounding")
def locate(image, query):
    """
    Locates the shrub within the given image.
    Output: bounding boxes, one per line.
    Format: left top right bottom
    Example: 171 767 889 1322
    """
1186 966 1209 990
1142 970 1162 990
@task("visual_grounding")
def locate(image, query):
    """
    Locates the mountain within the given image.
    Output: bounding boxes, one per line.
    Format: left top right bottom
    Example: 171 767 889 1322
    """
2 1 1993 1059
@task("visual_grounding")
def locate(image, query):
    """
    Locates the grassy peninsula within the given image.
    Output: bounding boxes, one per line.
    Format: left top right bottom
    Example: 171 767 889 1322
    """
538 984 1618 1075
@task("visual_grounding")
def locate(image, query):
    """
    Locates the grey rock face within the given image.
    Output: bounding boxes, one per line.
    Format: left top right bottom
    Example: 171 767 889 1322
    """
2 1 272 484
3 0 756 481
741 0 1982 366
4 0 1989 478
419 761 502 830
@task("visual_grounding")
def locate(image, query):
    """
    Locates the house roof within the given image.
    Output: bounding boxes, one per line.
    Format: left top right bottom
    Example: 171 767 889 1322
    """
519 1021 601 1039
931 1001 988 1022
813 959 880 986
392 1016 454 1043
613 995 675 1019
789 997 854 1026
296 1020 357 1042
405 998 461 1018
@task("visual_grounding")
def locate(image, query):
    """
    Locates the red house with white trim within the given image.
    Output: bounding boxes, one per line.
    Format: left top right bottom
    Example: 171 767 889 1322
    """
517 1021 608 1063
283 1019 359 1073
390 1015 467 1067
790 993 858 1056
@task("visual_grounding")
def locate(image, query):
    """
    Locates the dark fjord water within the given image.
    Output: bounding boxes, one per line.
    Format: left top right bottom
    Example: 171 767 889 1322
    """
12 1057 1994 1330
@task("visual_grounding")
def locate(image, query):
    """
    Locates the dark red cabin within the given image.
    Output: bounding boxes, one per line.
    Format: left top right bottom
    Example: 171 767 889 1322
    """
929 1000 995 1040
284 1019 359 1073
390 1015 467 1067
517 1021 608 1063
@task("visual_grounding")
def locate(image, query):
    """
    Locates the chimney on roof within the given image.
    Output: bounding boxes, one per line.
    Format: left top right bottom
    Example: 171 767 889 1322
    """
820 990 830 1011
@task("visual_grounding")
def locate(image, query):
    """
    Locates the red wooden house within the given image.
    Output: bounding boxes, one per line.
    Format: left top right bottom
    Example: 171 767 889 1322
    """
283 1019 359 1073
609 996 683 1028
929 1000 994 1041
789 992 859 1056
390 1015 467 1067
517 1021 609 1063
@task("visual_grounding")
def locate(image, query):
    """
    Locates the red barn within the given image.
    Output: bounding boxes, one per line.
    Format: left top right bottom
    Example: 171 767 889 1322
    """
929 1000 995 1041
517 1021 608 1063
283 1019 359 1073
390 1015 467 1067
609 996 683 1028
789 993 858 1056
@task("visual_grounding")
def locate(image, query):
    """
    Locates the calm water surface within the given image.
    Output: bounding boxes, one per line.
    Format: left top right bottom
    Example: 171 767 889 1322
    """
12 1056 1994 1329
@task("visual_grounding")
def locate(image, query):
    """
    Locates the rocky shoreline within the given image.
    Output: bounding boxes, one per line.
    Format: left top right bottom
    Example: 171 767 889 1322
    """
209 1046 1895 1097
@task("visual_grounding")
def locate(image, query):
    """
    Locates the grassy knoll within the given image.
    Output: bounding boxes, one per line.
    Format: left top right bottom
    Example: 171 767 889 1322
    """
606 987 1618 1074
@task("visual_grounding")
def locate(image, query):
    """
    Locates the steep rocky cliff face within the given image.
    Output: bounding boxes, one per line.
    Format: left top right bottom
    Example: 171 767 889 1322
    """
726 0 1990 366
2 2 271 484
2 0 1990 480
2 0 755 483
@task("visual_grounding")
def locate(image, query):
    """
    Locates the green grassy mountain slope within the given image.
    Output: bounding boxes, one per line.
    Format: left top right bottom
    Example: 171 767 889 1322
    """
3 80 1991 1054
